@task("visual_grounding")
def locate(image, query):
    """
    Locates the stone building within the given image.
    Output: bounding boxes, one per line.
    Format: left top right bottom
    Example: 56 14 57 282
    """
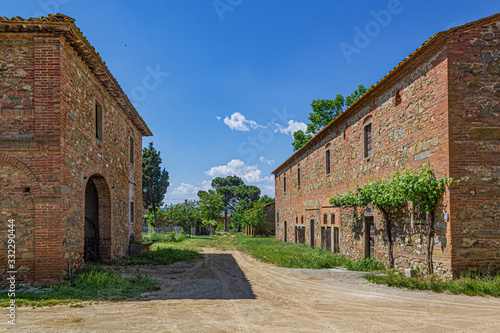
0 14 152 284
272 14 500 277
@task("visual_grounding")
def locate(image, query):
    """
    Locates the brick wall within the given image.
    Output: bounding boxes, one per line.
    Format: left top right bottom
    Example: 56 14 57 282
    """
0 29 145 284
447 20 500 275
274 15 500 277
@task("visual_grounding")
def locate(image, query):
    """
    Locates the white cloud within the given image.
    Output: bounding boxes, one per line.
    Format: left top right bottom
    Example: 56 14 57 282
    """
205 159 273 184
223 112 263 132
170 180 212 199
259 156 275 165
215 116 221 121
274 120 307 135
259 184 276 197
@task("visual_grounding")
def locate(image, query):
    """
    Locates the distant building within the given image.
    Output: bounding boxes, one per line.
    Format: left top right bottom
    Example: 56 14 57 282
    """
216 214 231 229
245 202 276 236
0 14 152 284
272 14 500 278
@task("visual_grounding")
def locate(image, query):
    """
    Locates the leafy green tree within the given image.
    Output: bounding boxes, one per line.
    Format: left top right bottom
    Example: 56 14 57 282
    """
211 176 261 231
142 142 170 226
197 189 224 222
163 200 200 230
292 84 368 151
232 195 274 233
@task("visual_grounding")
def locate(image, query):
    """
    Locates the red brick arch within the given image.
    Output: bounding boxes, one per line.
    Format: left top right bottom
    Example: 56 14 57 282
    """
0 154 42 196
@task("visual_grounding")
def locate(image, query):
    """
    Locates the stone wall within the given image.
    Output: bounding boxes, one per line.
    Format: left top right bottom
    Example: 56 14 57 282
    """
274 15 500 277
0 29 145 284
447 19 500 276
275 35 453 276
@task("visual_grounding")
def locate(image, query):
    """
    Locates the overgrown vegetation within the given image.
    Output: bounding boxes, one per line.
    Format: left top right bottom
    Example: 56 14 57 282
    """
124 246 202 265
0 265 160 307
365 271 500 297
143 230 188 243
178 232 385 271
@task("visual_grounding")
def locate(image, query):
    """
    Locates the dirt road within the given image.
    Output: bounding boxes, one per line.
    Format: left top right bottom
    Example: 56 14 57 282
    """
6 248 500 332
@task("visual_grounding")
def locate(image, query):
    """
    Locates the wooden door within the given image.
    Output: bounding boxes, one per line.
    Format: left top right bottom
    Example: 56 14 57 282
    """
333 226 340 253
310 219 315 248
364 216 375 258
321 227 332 251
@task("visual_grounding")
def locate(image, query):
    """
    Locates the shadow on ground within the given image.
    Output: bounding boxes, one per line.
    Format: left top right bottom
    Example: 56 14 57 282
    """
142 253 256 300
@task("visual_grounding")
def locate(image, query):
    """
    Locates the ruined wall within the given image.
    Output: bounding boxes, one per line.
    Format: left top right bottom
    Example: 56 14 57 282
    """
447 18 500 276
275 41 453 275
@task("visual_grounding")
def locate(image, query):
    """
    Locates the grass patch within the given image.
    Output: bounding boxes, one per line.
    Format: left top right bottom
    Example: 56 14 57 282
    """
124 246 203 265
365 271 500 296
143 230 188 243
0 265 160 307
165 232 385 272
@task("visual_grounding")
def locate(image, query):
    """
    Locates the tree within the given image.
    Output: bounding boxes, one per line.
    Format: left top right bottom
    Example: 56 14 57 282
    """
163 200 200 230
142 142 170 227
292 84 368 151
330 164 451 271
211 176 260 231
197 189 224 222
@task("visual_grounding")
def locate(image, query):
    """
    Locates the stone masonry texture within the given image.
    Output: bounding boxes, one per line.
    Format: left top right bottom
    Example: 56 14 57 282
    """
273 14 500 278
0 14 152 285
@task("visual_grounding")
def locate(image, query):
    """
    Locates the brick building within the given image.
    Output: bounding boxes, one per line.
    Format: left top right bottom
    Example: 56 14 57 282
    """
272 14 500 277
0 14 152 284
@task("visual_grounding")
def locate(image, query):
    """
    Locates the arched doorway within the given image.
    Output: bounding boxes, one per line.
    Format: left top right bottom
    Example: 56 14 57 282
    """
84 174 112 262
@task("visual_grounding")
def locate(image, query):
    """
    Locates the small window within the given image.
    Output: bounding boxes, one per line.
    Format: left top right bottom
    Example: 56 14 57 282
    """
364 123 373 158
331 213 335 225
130 201 135 224
129 136 134 164
301 216 304 224
277 213 279 225
95 100 103 142
394 90 401 106
323 214 328 224
297 166 301 188
325 149 331 174
296 216 298 224
284 175 287 193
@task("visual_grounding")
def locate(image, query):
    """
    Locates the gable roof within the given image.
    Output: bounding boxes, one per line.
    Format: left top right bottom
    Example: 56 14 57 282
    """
0 13 152 136
272 12 500 175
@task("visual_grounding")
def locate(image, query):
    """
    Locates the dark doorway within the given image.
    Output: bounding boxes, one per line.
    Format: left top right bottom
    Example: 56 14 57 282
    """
310 218 315 248
364 216 375 259
84 174 112 262
333 226 340 253
85 178 99 262
284 221 287 242
295 226 305 244
321 226 332 251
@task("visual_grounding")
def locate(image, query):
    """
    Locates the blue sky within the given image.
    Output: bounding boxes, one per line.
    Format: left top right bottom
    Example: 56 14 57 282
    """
3 1 499 204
